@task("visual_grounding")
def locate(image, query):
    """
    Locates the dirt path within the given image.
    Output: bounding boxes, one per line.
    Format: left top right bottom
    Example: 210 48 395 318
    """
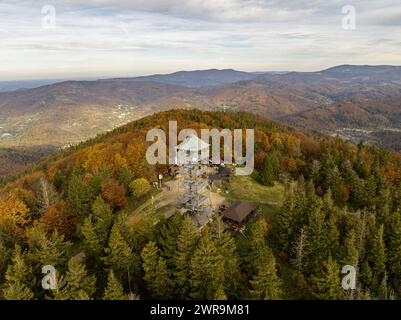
127 176 226 223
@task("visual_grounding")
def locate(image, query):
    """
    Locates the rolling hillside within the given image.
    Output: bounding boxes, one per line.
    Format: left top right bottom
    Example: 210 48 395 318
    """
281 96 401 150
1 65 401 152
1 109 400 300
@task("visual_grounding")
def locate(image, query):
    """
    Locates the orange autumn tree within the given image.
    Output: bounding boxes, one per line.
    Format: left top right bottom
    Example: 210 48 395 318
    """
101 178 127 209
39 200 78 240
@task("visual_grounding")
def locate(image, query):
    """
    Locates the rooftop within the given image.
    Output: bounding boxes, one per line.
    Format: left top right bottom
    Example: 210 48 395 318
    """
177 134 209 151
223 201 256 224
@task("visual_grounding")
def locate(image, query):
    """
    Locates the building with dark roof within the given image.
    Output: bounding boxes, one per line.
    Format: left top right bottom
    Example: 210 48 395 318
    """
222 201 256 224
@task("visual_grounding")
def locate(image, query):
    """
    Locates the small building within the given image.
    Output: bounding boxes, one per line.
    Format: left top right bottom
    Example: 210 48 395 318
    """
222 201 256 226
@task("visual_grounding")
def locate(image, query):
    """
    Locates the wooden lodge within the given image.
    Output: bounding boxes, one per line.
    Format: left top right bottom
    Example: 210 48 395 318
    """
222 201 256 228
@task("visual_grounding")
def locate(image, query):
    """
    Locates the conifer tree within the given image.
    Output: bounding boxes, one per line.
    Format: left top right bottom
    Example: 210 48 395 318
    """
341 229 359 267
364 176 377 207
2 245 35 300
102 224 136 281
117 166 134 190
258 151 279 186
369 225 386 288
103 270 127 300
276 187 296 253
213 286 228 300
245 219 270 274
54 256 96 300
157 214 183 268
304 204 327 275
212 217 242 298
376 188 391 225
0 244 12 285
26 225 70 272
90 165 112 195
67 172 94 219
308 160 321 185
249 255 282 300
81 215 102 257
386 211 401 283
141 241 172 299
174 216 198 298
91 196 113 243
363 222 386 296
311 256 342 300
323 210 340 259
351 177 369 210
51 169 66 191
189 228 225 299
325 166 343 205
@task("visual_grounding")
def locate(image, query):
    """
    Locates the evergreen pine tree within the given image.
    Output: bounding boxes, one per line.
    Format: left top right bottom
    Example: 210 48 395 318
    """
189 228 225 299
326 166 343 205
276 186 296 253
308 160 321 186
67 172 94 219
54 255 96 300
304 203 327 275
26 226 70 273
81 215 102 257
2 245 35 300
90 165 112 195
342 229 359 267
258 151 279 186
102 224 136 281
91 196 113 244
103 270 127 300
386 211 401 284
213 285 228 300
141 241 172 299
369 225 386 290
244 219 270 274
249 255 282 300
212 217 243 298
174 216 198 298
117 166 135 190
157 214 183 268
311 256 342 300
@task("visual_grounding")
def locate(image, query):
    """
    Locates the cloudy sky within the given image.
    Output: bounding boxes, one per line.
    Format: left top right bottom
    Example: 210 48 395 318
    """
0 0 400 80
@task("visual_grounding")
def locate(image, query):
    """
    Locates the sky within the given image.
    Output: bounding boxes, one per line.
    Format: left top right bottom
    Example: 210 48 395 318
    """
0 0 401 80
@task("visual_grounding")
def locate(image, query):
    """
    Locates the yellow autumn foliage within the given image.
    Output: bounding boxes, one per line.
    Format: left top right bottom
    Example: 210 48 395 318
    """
0 193 31 227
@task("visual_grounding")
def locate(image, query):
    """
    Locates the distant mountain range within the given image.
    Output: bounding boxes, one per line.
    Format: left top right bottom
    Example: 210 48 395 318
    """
1 65 400 153
0 79 66 92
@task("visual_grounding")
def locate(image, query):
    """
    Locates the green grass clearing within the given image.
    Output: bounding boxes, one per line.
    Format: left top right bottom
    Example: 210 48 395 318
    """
224 175 285 205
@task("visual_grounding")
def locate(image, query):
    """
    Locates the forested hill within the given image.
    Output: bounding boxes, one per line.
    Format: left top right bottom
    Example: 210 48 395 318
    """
0 109 400 300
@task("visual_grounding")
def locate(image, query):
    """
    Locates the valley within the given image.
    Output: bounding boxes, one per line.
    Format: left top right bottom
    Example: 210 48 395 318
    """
1 65 401 177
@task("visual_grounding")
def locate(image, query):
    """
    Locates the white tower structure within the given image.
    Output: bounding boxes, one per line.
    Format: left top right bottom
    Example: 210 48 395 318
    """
176 134 212 227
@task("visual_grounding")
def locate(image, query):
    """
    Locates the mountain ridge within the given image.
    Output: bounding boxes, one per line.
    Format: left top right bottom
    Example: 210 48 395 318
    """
1 64 401 152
